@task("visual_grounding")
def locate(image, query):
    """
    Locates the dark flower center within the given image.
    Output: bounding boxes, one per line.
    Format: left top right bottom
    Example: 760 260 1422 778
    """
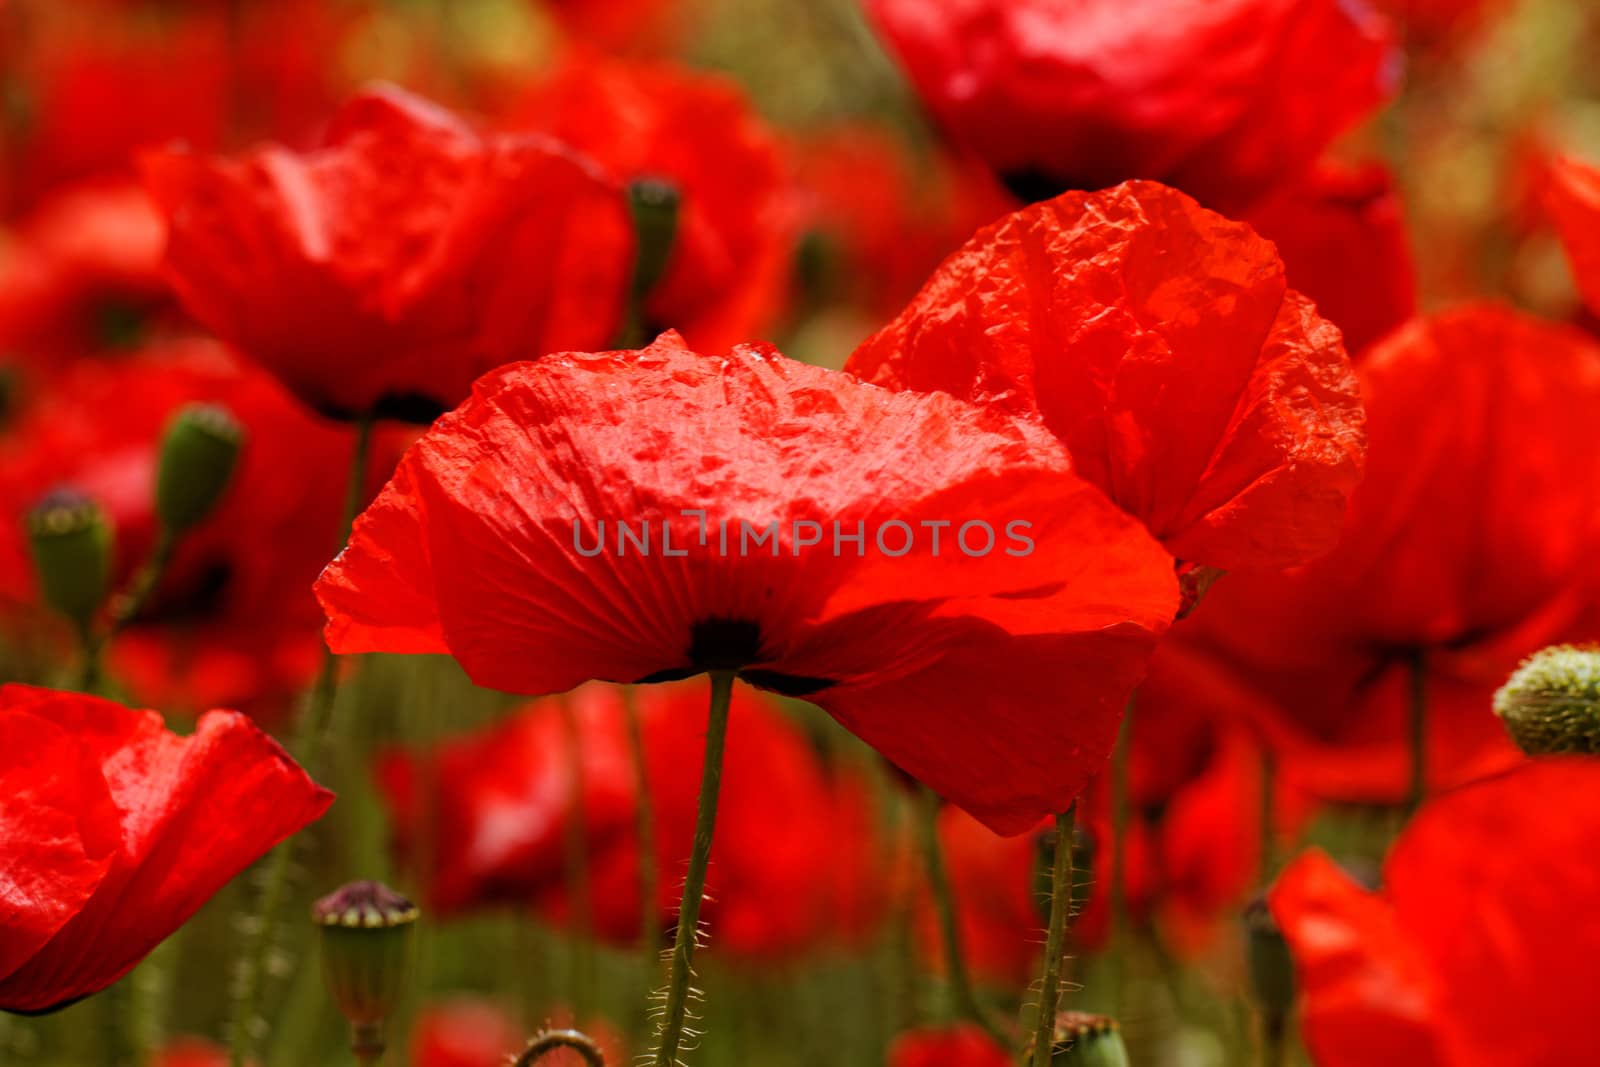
634 617 834 698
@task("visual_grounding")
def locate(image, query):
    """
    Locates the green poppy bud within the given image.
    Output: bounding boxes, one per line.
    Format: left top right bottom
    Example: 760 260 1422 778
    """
1048 1012 1129 1067
26 489 113 629
155 403 245 534
1244 895 1294 1043
627 177 681 302
313 881 418 1064
1493 645 1600 756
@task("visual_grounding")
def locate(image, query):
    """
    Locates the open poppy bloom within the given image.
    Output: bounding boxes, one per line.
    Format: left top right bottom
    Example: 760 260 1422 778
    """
0 684 332 1014
319 332 1177 834
848 181 1367 577
1244 161 1418 355
379 681 894 958
888 1024 1011 1067
1270 759 1600 1066
0 340 384 717
865 0 1398 212
1171 304 1600 803
142 85 634 422
0 180 171 376
1548 154 1600 317
506 54 796 351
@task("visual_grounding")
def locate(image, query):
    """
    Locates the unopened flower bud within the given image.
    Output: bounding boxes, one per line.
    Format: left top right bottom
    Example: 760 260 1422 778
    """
1493 645 1600 756
26 489 112 628
1048 1012 1129 1067
156 403 245 534
627 177 681 301
313 881 417 1063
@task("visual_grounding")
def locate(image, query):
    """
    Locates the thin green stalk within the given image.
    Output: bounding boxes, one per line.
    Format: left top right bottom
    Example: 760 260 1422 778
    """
229 417 373 1067
108 530 174 636
622 685 660 968
915 785 1006 1046
559 696 594 1010
1405 648 1428 818
1030 805 1076 1067
651 670 735 1067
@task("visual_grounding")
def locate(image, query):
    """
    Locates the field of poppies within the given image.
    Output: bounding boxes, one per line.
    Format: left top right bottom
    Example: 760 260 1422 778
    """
4 0 1600 1065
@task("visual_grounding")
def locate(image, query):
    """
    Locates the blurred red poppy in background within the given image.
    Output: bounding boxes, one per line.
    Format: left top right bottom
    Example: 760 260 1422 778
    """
1245 160 1418 355
319 332 1177 834
0 340 384 716
866 0 1398 212
379 682 895 958
410 999 523 1067
0 684 331 1014
143 85 634 422
888 1024 1011 1067
1270 758 1600 1066
0 180 170 377
1548 154 1600 318
1171 304 1600 803
507 54 797 351
151 1038 235 1067
787 124 1012 322
848 181 1367 577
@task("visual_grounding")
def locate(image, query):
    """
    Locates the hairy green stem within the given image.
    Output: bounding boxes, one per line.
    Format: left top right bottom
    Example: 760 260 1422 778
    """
1030 805 1076 1067
915 785 1006 1046
228 417 373 1067
622 685 660 968
516 1028 607 1067
651 670 735 1067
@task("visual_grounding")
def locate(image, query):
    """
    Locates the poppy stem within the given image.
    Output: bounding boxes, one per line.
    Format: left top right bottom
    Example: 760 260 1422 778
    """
227 416 373 1067
914 785 1007 1046
621 685 661 971
558 696 594 1010
1405 648 1428 818
1030 804 1077 1067
650 669 735 1067
515 1028 607 1067
106 529 175 637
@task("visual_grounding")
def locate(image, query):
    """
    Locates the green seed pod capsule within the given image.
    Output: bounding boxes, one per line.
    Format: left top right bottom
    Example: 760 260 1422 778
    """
1493 645 1600 756
1049 1012 1130 1067
155 403 245 534
313 881 418 1064
26 489 112 628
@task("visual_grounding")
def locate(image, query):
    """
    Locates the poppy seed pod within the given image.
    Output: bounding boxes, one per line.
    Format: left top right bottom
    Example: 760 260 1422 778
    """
155 402 245 535
26 489 113 629
1048 1012 1129 1067
1493 645 1600 756
313 881 418 1062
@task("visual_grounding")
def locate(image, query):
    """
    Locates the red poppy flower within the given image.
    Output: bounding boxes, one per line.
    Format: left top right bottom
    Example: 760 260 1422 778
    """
1270 759 1600 1067
866 0 1398 212
142 85 634 421
319 332 1177 834
1548 155 1600 319
888 1024 1011 1067
1170 304 1600 803
788 124 1013 322
1244 161 1417 355
539 0 693 56
848 181 1367 574
0 340 386 716
380 681 897 958
0 683 332 1014
411 998 523 1067
0 180 170 377
506 54 796 351
152 1038 239 1067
